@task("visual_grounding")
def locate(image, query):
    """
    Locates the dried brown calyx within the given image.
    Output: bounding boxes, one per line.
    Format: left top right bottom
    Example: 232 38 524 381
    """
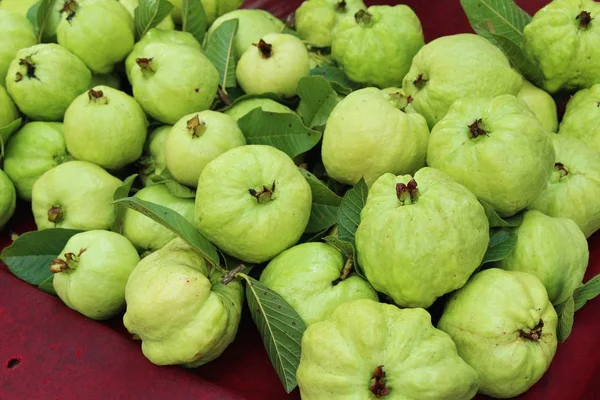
519 320 544 341
254 39 273 58
88 89 108 104
18 56 37 80
47 205 64 223
187 114 207 138
136 57 154 73
554 162 569 179
396 179 419 205
468 118 487 138
576 11 593 29
369 365 391 398
413 73 428 90
249 181 276 204
50 248 87 273
61 0 79 22
336 0 347 11
355 9 373 26
386 91 413 111
331 255 354 286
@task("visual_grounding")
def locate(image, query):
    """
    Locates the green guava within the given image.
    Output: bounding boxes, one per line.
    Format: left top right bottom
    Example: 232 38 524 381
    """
259 242 378 326
223 98 294 121
355 167 489 308
322 87 429 187
138 125 171 186
57 0 134 74
5 43 91 121
63 86 147 170
0 169 16 230
295 0 365 48
89 72 121 90
402 33 523 128
236 33 310 97
427 94 555 217
529 134 600 238
31 160 123 231
50 230 140 320
195 145 312 263
8 0 63 43
0 0 36 15
164 110 246 188
207 9 284 59
438 268 558 399
3 122 71 201
0 84 18 128
523 0 600 93
558 83 600 152
123 237 244 367
169 0 244 26
296 299 479 400
0 10 36 87
129 42 219 124
517 78 558 132
121 184 195 254
495 210 588 305
119 0 174 30
332 5 424 88
380 86 417 113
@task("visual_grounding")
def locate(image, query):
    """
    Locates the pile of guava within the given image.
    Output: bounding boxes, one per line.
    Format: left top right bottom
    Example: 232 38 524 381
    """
0 0 598 399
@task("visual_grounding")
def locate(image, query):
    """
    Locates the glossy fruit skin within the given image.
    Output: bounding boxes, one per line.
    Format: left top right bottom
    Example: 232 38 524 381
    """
138 125 171 186
402 33 523 128
57 0 135 74
31 161 122 231
0 10 36 88
355 167 489 308
164 111 246 188
517 79 558 132
321 87 429 186
296 299 479 400
52 230 140 320
438 268 558 399
0 0 37 15
119 0 174 30
529 134 600 238
169 0 244 26
523 0 600 93
0 169 16 230
427 94 555 217
3 122 71 201
259 242 378 326
0 84 18 127
558 83 600 153
223 98 294 121
123 237 244 368
5 43 91 121
195 145 312 264
331 5 424 88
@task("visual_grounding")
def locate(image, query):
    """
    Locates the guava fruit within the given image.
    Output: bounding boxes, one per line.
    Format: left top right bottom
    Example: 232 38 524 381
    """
236 33 311 98
3 122 71 201
495 210 588 305
380 86 416 114
427 94 555 217
89 73 121 90
123 237 244 367
57 0 134 74
355 167 489 308
402 34 523 128
517 78 558 132
119 0 174 30
223 98 294 121
31 160 123 231
297 299 479 400
195 145 312 264
63 86 147 170
0 84 18 128
0 169 16 230
529 134 600 238
50 230 140 320
331 5 424 89
164 111 246 188
207 9 284 59
523 0 600 93
5 43 91 121
295 0 365 48
138 125 171 186
438 268 558 398
169 0 244 26
558 83 600 152
0 0 36 15
259 242 378 326
322 87 429 187
0 10 36 87
129 42 219 124
6 0 63 43
122 184 195 254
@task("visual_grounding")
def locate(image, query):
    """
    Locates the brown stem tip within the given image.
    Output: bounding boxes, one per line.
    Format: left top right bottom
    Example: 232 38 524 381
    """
370 365 391 398
254 39 273 58
468 118 487 138
554 162 569 179
249 181 276 204
18 56 37 79
61 0 79 22
187 114 206 138
88 89 108 104
413 73 427 90
48 205 64 223
136 57 154 72
520 320 544 341
336 0 347 11
355 9 373 26
576 11 593 29
396 179 419 205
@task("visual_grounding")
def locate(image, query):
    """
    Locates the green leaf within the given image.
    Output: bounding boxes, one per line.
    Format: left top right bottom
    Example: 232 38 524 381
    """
556 295 575 343
237 108 322 159
299 168 342 233
181 0 207 44
111 174 139 233
1 228 83 290
38 275 57 295
134 0 174 40
204 19 239 91
481 228 517 264
298 229 329 244
150 169 196 198
310 66 362 95
33 0 58 43
296 76 339 129
323 236 365 279
239 274 306 393
27 1 41 36
0 118 22 159
113 197 220 266
480 200 523 228
573 274 600 312
487 31 544 86
337 178 368 243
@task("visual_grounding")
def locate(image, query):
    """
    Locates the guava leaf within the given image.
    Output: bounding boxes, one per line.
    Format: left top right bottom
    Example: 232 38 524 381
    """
204 19 239 92
310 66 362 95
556 295 575 343
0 118 22 160
113 197 220 266
337 178 368 243
181 0 207 44
134 0 174 41
1 228 83 293
487 31 544 86
480 228 517 264
296 76 339 129
298 229 329 244
237 108 322 159
111 174 139 233
323 236 365 279
281 26 299 37
573 274 600 312
38 275 57 295
479 200 524 228
26 1 41 36
300 169 342 234
150 169 196 199
33 0 58 43
239 274 306 393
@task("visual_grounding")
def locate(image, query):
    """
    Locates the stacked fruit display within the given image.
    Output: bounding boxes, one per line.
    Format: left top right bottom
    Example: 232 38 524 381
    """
0 0 599 399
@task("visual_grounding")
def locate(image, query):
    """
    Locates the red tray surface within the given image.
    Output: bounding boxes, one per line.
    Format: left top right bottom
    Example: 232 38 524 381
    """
1 1 599 399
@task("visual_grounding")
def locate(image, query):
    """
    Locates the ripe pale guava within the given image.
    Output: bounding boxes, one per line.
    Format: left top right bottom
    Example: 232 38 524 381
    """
0 10 36 87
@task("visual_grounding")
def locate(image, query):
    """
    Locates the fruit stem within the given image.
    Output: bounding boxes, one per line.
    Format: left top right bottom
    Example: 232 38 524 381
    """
254 39 273 58
61 0 79 22
50 248 86 273
413 73 428 89
88 89 108 105
519 320 544 341
468 119 488 138
187 115 207 138
136 58 155 73
576 11 593 29
249 181 276 204
48 205 64 223
222 264 246 285
369 365 391 398
355 10 373 26
332 255 354 286
396 179 419 205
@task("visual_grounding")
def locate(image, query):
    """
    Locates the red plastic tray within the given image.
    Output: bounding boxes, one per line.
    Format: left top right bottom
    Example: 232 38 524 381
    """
1 1 599 399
